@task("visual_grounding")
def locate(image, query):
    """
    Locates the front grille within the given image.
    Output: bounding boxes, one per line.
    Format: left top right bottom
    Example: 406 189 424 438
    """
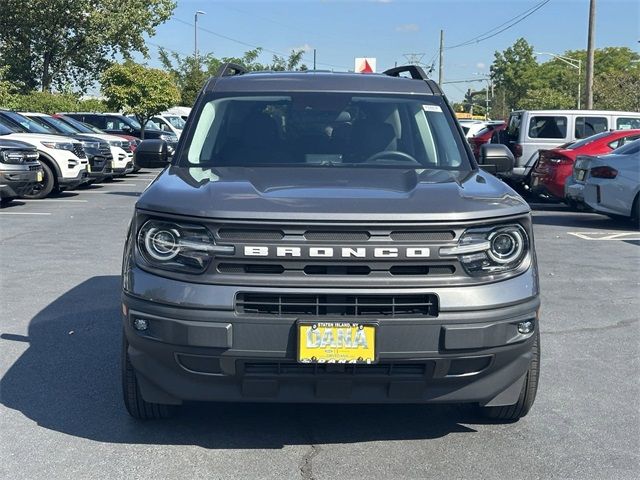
390 231 455 241
243 361 434 377
98 142 111 158
236 293 438 317
218 262 455 277
218 229 284 241
72 143 86 158
304 231 370 242
28 165 40 171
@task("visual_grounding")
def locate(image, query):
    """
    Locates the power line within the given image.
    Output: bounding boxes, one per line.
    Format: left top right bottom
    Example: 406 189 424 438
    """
447 0 551 50
173 17 349 70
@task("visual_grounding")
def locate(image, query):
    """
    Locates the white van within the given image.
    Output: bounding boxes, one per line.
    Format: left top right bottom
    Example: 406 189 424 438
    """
501 110 640 180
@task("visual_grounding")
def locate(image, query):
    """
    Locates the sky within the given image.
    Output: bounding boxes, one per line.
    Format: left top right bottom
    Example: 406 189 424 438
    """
141 0 640 102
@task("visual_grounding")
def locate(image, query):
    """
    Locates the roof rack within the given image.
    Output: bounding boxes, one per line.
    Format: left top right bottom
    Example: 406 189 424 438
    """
215 62 247 78
382 65 443 95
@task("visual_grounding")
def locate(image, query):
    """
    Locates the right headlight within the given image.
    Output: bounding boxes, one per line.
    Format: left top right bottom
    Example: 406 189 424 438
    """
440 224 529 276
136 219 234 274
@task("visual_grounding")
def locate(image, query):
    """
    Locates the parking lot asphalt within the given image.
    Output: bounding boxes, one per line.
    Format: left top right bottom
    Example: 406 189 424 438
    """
1 172 639 480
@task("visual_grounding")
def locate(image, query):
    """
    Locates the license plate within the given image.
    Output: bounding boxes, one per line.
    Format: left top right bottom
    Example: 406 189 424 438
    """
576 170 585 181
87 164 92 173
36 171 43 182
298 322 376 364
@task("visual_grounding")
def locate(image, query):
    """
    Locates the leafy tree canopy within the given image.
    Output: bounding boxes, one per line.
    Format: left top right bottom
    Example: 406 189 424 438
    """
0 0 176 93
101 61 180 137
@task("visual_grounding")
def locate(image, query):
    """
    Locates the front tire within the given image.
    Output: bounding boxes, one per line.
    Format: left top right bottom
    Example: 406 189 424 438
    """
479 329 540 422
22 162 54 199
122 335 175 419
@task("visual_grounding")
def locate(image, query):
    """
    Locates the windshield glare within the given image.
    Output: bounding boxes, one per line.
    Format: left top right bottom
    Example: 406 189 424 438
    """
3 112 51 134
58 116 95 133
183 94 469 170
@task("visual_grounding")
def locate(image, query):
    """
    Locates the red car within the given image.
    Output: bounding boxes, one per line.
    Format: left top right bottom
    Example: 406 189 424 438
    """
530 129 640 200
469 122 506 159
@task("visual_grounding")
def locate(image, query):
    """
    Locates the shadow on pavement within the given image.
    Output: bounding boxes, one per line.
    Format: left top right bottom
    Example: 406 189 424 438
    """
1 276 486 448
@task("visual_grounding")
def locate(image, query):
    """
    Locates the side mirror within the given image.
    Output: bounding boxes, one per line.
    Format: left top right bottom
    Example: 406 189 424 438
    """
134 139 169 169
478 144 514 175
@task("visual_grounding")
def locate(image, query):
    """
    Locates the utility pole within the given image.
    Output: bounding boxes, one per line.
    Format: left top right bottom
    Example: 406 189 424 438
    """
313 49 316 70
438 30 444 86
585 0 596 109
194 10 206 69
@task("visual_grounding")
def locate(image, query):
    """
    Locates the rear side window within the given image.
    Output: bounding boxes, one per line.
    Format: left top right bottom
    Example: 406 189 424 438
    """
616 117 640 130
575 116 608 139
507 113 521 141
609 134 640 150
528 116 567 139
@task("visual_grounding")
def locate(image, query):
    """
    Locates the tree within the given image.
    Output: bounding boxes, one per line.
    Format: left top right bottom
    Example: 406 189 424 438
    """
594 68 640 112
101 61 180 138
519 88 574 110
0 0 175 93
159 47 308 107
491 38 540 112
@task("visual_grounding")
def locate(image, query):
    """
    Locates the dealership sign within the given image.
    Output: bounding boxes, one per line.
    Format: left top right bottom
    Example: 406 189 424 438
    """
355 57 376 73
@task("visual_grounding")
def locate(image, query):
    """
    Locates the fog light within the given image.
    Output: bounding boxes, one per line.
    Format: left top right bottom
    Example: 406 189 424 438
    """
133 318 149 331
517 320 534 334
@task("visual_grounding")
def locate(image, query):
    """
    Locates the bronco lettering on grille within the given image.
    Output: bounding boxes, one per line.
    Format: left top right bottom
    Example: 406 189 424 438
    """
242 246 430 258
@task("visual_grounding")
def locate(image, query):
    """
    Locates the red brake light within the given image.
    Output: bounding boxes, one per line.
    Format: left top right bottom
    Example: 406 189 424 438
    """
513 143 522 158
590 166 618 179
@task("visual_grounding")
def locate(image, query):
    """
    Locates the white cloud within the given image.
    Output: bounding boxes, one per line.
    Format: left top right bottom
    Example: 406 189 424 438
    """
395 23 419 32
476 62 486 70
290 43 314 52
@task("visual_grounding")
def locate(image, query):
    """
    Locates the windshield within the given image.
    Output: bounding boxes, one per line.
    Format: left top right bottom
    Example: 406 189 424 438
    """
182 93 470 170
2 112 51 134
56 116 96 133
31 116 79 135
0 121 15 135
164 115 186 129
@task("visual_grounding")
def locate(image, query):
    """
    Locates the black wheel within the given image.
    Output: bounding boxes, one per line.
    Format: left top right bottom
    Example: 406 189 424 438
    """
631 195 640 228
0 197 16 207
122 335 175 419
479 329 540 422
22 162 55 199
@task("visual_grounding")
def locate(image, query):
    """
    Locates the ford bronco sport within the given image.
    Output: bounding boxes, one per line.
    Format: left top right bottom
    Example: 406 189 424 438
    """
123 64 540 422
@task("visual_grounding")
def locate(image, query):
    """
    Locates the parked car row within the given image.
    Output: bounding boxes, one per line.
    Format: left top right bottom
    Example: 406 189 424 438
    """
0 110 155 203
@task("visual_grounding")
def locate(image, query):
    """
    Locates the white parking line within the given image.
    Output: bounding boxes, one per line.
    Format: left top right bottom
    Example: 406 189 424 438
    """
0 212 51 215
96 183 138 187
568 231 640 240
20 199 88 203
75 190 140 194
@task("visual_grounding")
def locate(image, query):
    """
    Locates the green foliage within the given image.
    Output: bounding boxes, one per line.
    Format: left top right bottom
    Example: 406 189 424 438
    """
594 68 640 112
0 0 176 93
490 39 640 113
101 61 180 138
159 48 308 107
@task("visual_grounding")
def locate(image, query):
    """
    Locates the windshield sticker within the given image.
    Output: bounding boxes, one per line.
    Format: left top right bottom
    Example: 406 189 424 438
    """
423 105 442 113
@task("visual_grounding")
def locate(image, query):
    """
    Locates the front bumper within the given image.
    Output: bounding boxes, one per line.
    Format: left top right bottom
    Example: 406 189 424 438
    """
0 168 41 198
58 168 89 189
123 266 539 406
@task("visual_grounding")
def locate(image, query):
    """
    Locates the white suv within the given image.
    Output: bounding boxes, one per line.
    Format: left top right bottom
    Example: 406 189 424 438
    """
0 120 88 198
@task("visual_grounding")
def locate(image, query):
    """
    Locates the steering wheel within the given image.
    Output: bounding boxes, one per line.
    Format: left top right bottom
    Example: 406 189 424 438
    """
364 150 418 164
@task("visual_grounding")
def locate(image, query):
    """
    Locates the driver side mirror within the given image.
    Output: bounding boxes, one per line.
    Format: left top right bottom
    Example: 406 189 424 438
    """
134 140 170 169
478 144 514 175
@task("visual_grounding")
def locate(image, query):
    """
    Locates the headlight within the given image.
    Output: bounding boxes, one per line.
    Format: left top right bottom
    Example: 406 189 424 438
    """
81 141 101 150
108 140 122 147
0 150 38 164
159 134 177 142
40 141 74 151
137 219 234 273
440 224 529 276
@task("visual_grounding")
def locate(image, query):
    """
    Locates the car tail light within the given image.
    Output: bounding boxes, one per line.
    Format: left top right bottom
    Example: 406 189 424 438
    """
590 166 618 179
513 143 522 159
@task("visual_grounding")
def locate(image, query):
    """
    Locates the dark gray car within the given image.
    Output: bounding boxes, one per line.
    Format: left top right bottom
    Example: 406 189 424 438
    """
123 65 540 422
0 139 43 205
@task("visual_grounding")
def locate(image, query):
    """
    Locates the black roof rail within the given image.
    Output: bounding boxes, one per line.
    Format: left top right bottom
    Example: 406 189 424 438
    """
382 65 444 95
215 62 247 78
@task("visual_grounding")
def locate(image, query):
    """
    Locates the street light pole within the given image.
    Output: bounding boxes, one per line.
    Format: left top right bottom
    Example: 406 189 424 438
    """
194 10 206 68
535 52 582 109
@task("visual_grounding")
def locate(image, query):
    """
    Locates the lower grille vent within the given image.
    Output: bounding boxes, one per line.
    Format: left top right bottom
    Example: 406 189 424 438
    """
236 293 438 317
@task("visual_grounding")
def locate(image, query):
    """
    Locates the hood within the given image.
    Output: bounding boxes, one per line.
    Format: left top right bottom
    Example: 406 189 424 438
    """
4 132 80 145
77 132 131 143
137 166 529 222
0 138 38 151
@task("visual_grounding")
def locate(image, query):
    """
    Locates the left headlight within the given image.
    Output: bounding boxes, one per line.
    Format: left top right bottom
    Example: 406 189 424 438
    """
40 141 74 151
136 219 234 273
440 224 529 276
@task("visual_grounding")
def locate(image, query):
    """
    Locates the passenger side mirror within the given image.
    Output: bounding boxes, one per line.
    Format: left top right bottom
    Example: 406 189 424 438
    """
478 144 514 175
134 140 170 169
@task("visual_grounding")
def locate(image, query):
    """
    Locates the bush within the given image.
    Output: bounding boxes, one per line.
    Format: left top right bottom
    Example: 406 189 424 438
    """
0 91 108 113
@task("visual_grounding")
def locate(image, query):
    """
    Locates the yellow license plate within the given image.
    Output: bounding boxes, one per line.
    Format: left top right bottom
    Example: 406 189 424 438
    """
36 171 44 182
87 164 92 173
298 322 376 364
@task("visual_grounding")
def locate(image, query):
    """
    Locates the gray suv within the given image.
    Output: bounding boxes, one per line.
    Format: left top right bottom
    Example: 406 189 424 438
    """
0 139 43 205
123 64 540 422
